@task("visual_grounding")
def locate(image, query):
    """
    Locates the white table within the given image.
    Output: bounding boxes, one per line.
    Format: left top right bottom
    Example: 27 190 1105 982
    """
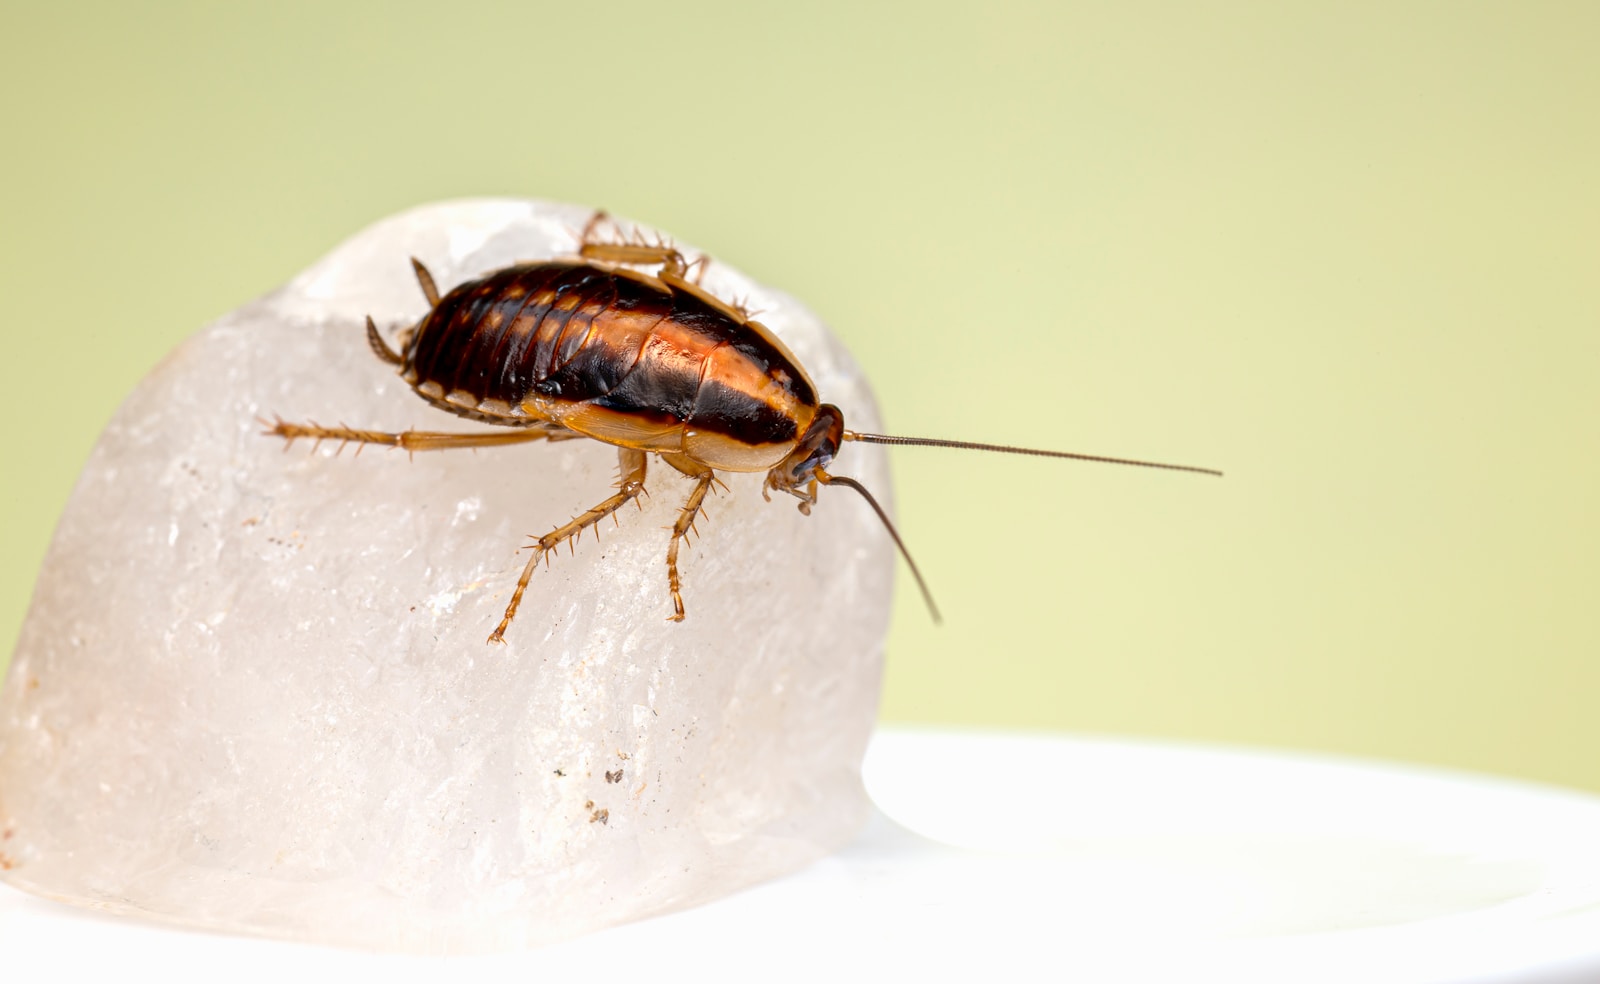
5 729 1599 983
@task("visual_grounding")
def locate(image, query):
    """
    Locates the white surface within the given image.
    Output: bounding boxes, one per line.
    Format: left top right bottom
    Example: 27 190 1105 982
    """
5 728 1600 983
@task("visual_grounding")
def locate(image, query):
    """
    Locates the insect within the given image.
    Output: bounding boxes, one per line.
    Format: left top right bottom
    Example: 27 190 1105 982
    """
268 213 1220 643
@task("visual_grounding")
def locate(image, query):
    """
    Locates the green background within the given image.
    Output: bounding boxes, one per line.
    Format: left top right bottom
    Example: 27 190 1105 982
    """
3 3 1597 789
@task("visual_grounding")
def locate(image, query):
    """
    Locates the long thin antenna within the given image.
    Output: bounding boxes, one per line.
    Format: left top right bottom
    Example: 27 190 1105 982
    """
818 472 942 624
844 432 1222 477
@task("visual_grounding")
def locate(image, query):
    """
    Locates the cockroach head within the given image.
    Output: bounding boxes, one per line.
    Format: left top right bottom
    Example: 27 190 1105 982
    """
772 403 845 490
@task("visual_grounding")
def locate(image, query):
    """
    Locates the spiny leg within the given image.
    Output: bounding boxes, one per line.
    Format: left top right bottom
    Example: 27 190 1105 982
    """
660 453 717 622
265 417 580 454
578 208 700 280
581 240 691 278
490 448 650 644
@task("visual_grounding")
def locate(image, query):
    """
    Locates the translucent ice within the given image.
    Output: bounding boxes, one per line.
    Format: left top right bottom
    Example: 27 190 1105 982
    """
0 200 893 952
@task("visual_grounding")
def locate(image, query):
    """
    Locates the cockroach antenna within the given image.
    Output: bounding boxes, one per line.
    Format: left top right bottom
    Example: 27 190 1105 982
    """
822 432 1221 624
815 471 942 624
842 431 1225 478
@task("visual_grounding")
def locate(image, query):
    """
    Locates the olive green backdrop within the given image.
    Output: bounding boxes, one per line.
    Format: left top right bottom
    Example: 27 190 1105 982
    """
3 3 1596 789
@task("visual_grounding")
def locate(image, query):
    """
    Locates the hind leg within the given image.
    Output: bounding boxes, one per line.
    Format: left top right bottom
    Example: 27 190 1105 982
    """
264 417 580 454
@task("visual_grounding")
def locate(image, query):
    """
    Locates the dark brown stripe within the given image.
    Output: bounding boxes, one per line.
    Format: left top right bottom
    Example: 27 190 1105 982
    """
687 378 799 445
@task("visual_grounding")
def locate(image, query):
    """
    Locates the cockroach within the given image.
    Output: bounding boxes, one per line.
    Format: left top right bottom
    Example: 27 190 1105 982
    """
268 213 1220 643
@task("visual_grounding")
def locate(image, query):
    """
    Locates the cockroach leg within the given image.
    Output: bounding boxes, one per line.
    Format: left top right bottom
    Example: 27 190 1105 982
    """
580 241 689 278
489 448 649 644
265 418 576 453
659 454 716 622
579 209 694 279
